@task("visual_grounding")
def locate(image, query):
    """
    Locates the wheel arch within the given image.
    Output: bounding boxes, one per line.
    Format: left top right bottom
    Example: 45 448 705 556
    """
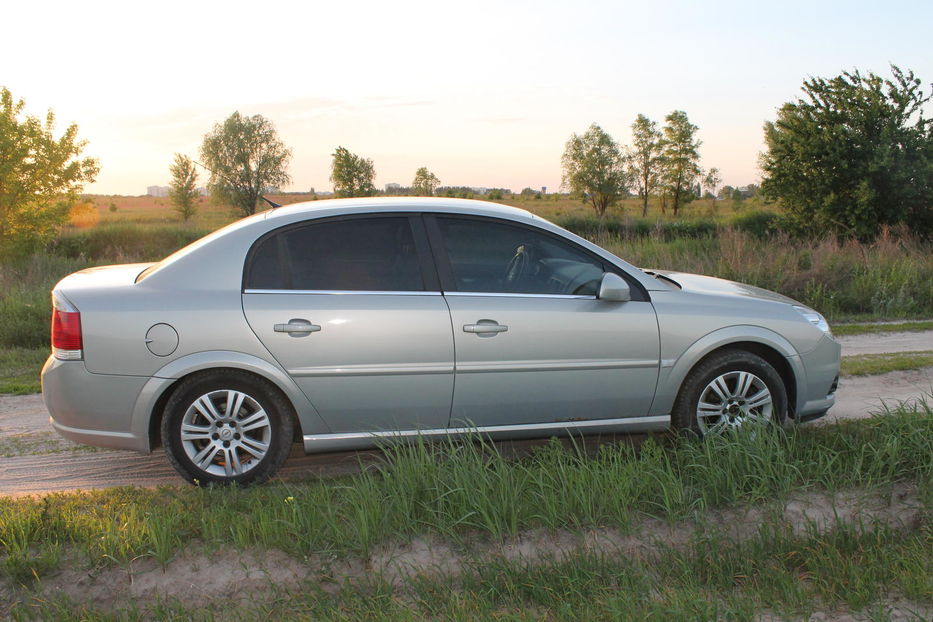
130 351 330 451
653 326 805 419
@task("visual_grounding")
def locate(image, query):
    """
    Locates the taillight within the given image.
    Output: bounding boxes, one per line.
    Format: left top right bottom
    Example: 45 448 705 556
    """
51 293 83 360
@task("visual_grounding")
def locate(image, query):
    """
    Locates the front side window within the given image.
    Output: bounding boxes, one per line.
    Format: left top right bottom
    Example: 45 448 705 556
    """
246 217 424 291
436 217 605 295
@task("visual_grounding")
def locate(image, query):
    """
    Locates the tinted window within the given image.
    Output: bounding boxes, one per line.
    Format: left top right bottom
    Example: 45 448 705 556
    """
247 217 424 291
437 218 604 295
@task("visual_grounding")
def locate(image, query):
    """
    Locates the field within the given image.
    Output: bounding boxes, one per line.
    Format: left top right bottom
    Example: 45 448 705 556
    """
1 193 932 395
1 195 932 618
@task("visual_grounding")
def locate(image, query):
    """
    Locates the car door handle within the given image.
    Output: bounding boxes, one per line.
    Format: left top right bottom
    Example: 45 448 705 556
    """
463 321 508 334
274 319 322 335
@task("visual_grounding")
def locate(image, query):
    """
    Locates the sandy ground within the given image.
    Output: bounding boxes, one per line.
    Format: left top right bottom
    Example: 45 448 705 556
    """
1 331 931 496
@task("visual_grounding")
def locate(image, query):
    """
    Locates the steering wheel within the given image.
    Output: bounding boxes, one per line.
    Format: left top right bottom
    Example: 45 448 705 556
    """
503 244 534 288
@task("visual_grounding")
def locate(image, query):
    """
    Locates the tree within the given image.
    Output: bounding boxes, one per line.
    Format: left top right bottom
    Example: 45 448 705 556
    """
200 112 291 217
411 167 440 196
561 123 628 218
330 146 375 198
0 87 98 255
169 154 199 221
628 114 663 217
703 167 722 209
660 111 702 216
761 65 933 239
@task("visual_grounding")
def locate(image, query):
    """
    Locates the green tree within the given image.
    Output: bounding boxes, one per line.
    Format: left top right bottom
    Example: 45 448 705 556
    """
0 87 98 255
660 111 702 216
703 167 722 209
330 146 376 198
169 154 199 221
199 112 291 217
628 114 663 217
761 65 933 239
561 123 628 218
411 166 440 196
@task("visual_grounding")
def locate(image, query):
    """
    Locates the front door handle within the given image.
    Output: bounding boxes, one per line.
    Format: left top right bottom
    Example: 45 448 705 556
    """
274 319 321 336
463 320 508 336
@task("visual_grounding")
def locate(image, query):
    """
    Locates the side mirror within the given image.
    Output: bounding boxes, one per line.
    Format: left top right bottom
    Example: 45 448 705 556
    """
597 272 631 302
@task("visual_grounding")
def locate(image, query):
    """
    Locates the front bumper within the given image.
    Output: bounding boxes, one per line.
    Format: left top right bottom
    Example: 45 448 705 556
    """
41 356 150 451
794 334 842 420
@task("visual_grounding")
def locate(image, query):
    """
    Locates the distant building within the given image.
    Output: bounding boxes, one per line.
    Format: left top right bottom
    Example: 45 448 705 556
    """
147 185 170 197
385 183 401 192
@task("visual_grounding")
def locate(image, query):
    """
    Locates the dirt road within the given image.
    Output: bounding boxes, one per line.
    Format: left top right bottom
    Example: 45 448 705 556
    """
2 330 931 496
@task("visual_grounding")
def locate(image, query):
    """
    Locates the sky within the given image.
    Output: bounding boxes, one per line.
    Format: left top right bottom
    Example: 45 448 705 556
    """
3 0 932 195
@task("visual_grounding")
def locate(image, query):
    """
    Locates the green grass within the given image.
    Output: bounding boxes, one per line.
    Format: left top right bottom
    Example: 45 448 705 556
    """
1 406 931 585
834 320 933 337
12 520 932 620
841 351 933 376
0 347 47 394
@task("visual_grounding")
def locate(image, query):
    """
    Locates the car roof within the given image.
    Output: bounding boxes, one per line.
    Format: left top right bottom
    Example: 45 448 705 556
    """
261 196 540 224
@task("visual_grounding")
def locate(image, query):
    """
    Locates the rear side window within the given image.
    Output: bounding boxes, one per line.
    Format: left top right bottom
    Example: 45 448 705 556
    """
246 217 425 291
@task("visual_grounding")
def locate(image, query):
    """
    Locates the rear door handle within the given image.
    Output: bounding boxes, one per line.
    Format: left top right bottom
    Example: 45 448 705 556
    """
274 319 321 336
463 320 508 335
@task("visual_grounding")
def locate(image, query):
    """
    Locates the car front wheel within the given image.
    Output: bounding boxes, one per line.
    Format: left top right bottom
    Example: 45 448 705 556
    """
162 370 294 486
672 350 787 436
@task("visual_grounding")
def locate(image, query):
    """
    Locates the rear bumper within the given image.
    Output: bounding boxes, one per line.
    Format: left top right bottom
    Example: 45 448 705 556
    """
41 356 150 452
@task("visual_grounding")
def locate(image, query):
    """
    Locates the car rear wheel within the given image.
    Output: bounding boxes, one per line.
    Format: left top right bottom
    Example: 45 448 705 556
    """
162 370 293 486
672 350 787 436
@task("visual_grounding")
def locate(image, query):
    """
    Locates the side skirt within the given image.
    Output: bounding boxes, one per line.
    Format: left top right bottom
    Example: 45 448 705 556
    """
302 415 671 453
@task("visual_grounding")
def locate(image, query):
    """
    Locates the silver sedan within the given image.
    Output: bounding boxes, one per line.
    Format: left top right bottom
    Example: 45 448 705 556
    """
41 198 841 485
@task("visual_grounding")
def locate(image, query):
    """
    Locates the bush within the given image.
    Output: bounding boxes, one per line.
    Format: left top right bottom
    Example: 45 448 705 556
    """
730 210 779 239
553 215 718 241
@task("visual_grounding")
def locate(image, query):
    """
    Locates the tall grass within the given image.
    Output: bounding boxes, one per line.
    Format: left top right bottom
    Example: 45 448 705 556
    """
2 221 932 351
50 223 208 262
0 255 90 349
1 406 930 584
599 226 933 319
0 224 205 349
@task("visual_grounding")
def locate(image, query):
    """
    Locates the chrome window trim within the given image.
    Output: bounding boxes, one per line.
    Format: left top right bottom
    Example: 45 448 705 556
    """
244 289 443 296
243 289 595 299
443 291 596 300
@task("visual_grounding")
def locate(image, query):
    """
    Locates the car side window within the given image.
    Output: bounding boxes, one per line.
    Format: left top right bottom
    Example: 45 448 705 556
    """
436 217 605 295
246 217 425 291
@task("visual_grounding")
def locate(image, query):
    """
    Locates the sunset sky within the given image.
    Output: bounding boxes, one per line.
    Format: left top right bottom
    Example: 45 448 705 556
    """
4 0 931 195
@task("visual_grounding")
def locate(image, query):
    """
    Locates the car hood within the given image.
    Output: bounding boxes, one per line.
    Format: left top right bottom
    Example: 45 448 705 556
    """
649 270 801 305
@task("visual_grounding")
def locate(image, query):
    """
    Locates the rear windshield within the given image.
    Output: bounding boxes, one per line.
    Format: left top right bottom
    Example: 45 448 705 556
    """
136 215 264 283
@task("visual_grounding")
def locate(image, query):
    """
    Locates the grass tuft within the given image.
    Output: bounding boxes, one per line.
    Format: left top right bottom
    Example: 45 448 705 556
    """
833 320 933 337
841 351 933 376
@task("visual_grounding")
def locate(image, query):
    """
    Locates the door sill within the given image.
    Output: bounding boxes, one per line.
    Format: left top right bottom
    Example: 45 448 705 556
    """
302 415 670 453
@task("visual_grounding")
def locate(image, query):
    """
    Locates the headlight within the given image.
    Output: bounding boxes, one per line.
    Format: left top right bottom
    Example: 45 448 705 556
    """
793 305 831 335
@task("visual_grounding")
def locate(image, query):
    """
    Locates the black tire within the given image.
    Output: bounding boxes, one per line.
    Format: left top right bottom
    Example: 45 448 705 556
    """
161 369 294 486
671 350 787 436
